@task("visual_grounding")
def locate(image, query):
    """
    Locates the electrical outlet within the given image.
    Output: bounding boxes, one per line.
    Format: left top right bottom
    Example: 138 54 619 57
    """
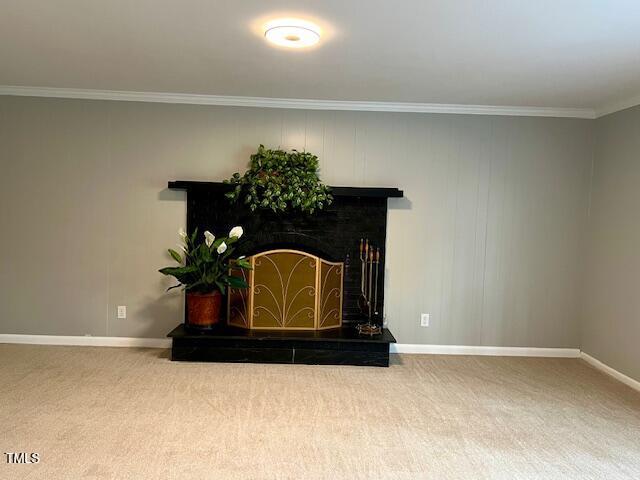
117 306 127 319
420 313 430 327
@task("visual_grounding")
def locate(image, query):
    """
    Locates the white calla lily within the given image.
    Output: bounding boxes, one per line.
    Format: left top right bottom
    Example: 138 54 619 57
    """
204 230 215 247
178 228 187 239
217 242 228 254
229 226 243 239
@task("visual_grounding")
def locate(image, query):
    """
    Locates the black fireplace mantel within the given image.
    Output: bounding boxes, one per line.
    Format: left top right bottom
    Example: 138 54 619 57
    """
168 181 403 199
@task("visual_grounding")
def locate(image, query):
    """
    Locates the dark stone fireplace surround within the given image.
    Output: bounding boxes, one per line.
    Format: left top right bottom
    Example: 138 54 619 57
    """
166 180 403 367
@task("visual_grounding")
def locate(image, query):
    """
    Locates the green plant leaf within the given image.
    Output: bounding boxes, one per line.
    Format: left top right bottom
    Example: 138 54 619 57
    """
212 237 225 248
168 248 182 263
236 259 252 269
159 265 197 277
226 275 249 289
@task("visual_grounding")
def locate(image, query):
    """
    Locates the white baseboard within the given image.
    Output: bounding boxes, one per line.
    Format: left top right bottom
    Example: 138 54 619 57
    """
2 335 637 391
391 343 580 358
0 334 171 349
0 334 580 358
580 352 640 393
2 333 628 374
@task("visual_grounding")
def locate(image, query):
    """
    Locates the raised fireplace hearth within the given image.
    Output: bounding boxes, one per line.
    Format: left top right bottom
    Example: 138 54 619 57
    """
167 323 396 367
166 180 402 366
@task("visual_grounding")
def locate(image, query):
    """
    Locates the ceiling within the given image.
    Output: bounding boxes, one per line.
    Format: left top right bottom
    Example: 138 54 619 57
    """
1 0 640 113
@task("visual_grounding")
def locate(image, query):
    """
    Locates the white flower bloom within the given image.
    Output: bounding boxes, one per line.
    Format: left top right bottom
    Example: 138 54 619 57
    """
204 230 215 247
178 227 187 239
238 255 245 259
229 226 243 239
217 241 227 254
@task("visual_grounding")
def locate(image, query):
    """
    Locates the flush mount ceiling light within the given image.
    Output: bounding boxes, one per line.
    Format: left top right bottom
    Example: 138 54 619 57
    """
264 18 321 48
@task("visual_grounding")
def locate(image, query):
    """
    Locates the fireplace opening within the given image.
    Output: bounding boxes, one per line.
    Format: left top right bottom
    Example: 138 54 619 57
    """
228 249 343 330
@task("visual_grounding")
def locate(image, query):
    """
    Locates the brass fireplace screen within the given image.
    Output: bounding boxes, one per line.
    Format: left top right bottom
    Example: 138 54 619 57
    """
228 249 343 330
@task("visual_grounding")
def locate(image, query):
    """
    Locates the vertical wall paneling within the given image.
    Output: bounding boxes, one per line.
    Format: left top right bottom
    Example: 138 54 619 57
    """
0 96 593 347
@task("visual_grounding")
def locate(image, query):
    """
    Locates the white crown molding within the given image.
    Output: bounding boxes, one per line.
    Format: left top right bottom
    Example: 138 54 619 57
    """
595 94 640 118
580 352 640 393
391 343 580 357
0 85 596 119
0 333 171 349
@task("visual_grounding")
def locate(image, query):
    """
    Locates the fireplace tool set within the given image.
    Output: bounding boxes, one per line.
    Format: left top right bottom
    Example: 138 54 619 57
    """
356 238 382 336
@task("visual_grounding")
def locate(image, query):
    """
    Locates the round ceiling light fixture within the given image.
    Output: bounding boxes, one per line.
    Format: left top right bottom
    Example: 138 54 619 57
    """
264 18 321 48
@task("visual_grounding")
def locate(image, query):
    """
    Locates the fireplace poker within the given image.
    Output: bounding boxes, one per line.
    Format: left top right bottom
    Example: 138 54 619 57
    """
368 247 374 321
358 239 371 314
374 248 380 317
359 238 366 296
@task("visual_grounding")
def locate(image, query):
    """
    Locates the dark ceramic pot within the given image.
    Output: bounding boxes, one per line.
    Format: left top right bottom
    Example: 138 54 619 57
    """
186 291 222 330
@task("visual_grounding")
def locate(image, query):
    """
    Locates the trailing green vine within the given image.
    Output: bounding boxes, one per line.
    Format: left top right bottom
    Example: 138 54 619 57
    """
225 144 332 214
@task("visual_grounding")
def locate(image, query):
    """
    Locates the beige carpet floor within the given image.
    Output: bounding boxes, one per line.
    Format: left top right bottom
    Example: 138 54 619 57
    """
1 345 639 479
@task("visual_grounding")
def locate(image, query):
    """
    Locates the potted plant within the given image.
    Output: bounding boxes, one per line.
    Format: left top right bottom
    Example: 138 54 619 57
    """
159 226 252 329
225 144 333 214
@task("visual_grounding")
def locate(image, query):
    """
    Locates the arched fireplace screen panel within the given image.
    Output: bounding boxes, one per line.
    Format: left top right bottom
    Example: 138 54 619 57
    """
228 249 343 330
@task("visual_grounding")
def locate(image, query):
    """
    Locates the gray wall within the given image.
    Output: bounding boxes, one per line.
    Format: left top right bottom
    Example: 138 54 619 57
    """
0 96 594 346
582 105 640 380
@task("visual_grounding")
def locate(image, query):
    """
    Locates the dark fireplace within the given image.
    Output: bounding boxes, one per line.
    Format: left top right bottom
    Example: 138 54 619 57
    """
166 180 402 367
170 181 402 326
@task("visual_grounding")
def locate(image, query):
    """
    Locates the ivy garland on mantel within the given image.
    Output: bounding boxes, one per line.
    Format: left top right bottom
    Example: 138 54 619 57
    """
224 145 333 214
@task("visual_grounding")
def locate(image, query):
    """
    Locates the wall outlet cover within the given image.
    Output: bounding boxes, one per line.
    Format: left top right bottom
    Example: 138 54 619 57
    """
117 306 127 319
421 313 430 327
